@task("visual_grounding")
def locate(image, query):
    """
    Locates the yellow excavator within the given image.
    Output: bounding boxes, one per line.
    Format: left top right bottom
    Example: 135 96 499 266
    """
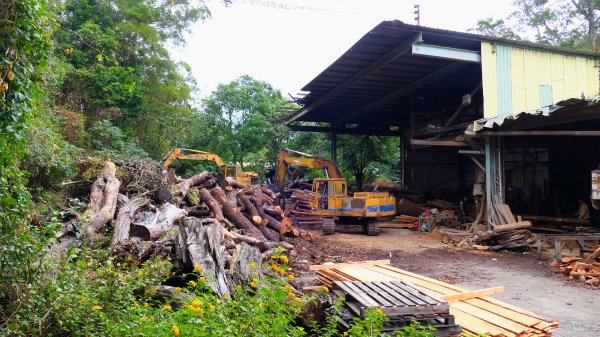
162 148 260 185
275 148 396 235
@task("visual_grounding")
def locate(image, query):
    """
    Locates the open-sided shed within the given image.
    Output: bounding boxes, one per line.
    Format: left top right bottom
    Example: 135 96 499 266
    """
287 20 600 226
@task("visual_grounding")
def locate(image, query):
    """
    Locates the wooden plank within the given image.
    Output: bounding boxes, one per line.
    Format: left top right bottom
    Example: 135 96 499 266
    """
373 281 429 306
441 286 504 301
493 221 532 231
451 301 530 334
333 281 379 306
352 281 395 307
499 204 517 223
450 307 517 337
309 259 390 271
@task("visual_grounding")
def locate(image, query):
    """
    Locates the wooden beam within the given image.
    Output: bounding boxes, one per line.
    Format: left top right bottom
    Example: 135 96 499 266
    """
334 62 466 126
288 124 402 136
410 138 469 147
492 221 532 231
309 259 390 271
466 130 600 137
286 33 423 124
440 286 505 302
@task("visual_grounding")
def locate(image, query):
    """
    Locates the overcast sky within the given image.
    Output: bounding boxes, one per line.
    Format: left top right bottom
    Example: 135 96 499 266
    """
170 0 515 100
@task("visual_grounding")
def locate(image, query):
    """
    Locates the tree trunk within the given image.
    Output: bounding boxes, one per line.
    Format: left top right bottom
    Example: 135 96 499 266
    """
83 162 121 238
175 171 212 203
129 203 187 240
238 191 262 225
262 210 289 235
228 242 263 286
175 217 230 297
198 188 224 221
111 197 150 248
211 187 266 240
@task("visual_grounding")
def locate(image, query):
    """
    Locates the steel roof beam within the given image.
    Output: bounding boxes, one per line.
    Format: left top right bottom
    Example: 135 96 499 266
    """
334 62 466 127
412 43 481 63
287 124 402 136
286 32 423 124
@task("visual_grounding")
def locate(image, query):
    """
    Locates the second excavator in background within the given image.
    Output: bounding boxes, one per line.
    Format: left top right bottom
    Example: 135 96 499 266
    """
162 148 260 185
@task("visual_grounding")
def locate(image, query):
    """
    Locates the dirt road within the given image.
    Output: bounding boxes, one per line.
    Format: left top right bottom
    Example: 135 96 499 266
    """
292 228 599 337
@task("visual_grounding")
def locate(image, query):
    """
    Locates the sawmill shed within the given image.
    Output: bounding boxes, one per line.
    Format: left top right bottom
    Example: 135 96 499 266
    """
286 20 600 227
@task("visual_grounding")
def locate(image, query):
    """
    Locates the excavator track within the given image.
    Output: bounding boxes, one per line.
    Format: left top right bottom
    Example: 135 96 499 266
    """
322 218 336 235
366 220 380 236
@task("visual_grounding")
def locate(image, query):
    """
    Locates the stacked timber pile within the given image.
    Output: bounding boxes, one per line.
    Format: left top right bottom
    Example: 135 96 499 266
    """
363 183 423 203
379 215 419 229
284 188 326 229
551 246 600 287
52 162 313 297
311 260 559 337
440 222 536 250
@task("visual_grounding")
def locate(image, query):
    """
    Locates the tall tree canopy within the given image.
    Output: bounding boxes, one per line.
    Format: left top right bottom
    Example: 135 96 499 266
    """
472 0 600 51
196 75 296 172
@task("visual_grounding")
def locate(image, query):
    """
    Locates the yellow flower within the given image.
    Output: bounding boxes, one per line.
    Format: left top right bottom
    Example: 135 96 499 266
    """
271 263 279 269
322 286 329 293
163 304 172 311
294 297 302 303
81 296 87 303
193 265 202 273
144 302 149 307
288 292 296 298
343 332 348 336
193 307 203 314
250 281 257 289
280 255 289 264
175 287 182 292
198 277 205 282
287 274 295 282
208 304 215 310
172 324 180 336
375 308 383 315
284 285 294 293
249 261 256 269
223 295 229 300
91 305 102 311
191 299 201 308
188 280 197 287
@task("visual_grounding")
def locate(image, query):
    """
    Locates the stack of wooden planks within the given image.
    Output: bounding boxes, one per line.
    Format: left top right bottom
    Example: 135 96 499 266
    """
332 280 461 336
474 225 537 251
378 215 419 229
311 260 559 337
552 246 600 287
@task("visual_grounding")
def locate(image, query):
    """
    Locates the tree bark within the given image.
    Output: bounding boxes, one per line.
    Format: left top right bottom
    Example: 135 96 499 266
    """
228 242 263 286
175 217 230 297
111 197 150 248
175 171 212 203
129 203 187 240
83 162 121 238
198 188 224 221
238 191 262 225
262 211 288 235
211 187 266 240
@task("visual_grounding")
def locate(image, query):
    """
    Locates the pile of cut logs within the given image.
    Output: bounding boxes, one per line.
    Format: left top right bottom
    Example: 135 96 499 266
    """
551 246 600 287
52 162 313 297
283 188 325 229
441 221 537 250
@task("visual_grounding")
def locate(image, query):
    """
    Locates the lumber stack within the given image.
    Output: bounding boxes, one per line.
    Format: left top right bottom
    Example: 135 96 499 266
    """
474 225 537 251
284 188 326 229
310 260 559 337
552 246 600 287
378 215 419 229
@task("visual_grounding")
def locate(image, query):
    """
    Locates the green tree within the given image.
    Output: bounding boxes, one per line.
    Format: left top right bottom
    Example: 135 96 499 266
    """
469 18 521 40
198 75 296 172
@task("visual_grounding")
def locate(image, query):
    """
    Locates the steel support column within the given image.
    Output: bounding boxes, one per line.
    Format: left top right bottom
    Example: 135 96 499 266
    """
331 130 337 162
485 136 496 230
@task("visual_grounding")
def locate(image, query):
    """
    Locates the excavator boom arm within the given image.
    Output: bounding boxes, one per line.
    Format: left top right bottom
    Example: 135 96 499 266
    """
161 148 225 169
275 148 341 190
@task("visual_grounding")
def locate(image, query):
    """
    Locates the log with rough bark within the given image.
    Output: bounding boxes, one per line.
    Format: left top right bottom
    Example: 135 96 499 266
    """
111 197 150 248
223 228 292 252
228 242 263 286
262 210 288 235
211 187 266 240
237 191 262 225
198 188 224 221
175 217 230 297
153 188 172 204
174 171 212 203
83 161 121 238
226 178 249 190
129 203 187 240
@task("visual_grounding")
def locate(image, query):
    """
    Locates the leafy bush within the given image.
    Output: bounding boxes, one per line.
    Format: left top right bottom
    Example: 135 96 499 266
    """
86 119 148 158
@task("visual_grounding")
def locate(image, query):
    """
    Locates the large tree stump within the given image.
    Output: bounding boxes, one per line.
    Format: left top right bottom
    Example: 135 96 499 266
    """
176 217 230 297
129 203 187 240
228 242 262 286
83 162 121 238
111 197 150 248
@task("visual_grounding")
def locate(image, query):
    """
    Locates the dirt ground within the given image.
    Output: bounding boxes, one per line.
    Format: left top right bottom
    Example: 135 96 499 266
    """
290 228 600 337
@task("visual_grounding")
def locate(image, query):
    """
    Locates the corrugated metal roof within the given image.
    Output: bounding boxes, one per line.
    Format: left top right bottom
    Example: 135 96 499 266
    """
288 21 600 131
